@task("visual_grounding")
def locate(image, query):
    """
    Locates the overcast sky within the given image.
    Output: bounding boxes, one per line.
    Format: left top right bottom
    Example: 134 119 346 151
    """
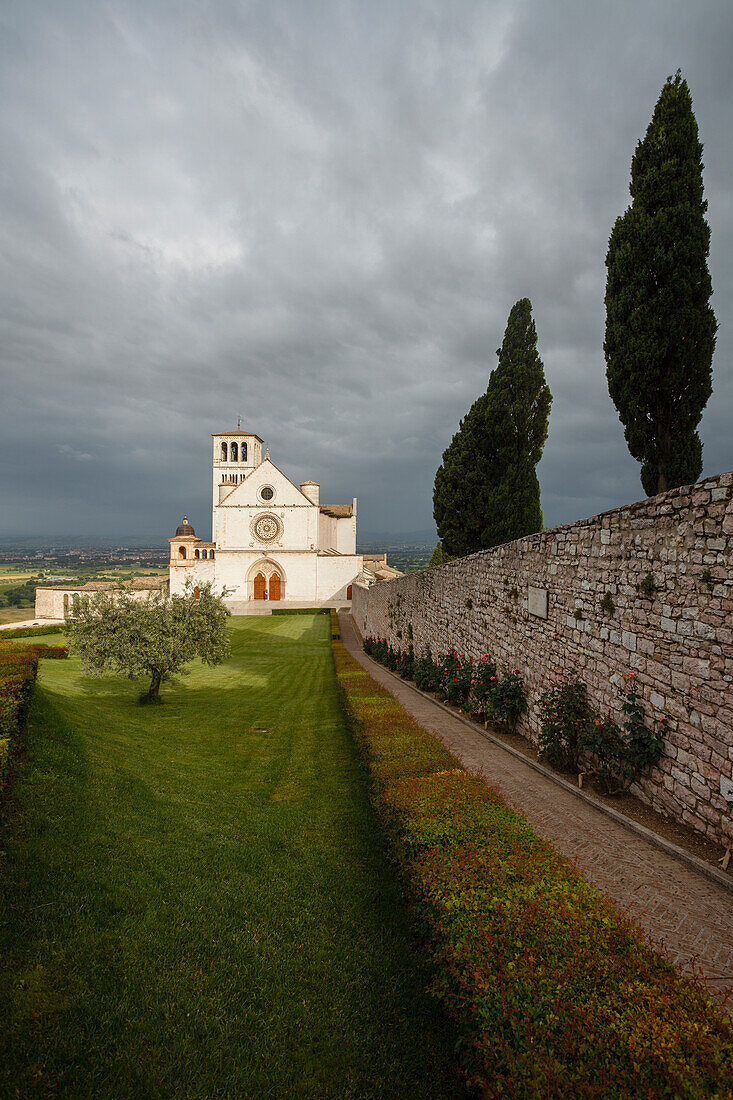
1 1 731 544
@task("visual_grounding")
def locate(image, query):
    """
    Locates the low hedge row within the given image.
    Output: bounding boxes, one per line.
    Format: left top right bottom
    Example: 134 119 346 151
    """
0 646 39 791
332 638 733 1096
18 644 68 659
271 607 330 616
330 609 341 640
0 623 65 639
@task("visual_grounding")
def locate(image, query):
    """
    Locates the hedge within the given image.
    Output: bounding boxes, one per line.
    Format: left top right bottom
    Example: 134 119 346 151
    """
0 624 66 639
0 646 38 791
332 639 733 1097
330 609 341 640
271 607 331 616
16 644 68 659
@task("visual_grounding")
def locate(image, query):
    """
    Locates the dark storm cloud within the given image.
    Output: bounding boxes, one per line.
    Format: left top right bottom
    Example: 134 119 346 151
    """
0 0 731 542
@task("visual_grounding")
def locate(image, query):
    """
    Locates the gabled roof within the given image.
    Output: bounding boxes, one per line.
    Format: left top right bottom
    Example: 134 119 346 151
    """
219 455 317 506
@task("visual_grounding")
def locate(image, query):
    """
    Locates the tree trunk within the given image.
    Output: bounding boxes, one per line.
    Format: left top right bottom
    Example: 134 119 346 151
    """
144 670 163 702
657 428 672 494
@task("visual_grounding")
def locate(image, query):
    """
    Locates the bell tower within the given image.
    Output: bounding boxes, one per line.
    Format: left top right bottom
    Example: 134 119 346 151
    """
212 427 264 539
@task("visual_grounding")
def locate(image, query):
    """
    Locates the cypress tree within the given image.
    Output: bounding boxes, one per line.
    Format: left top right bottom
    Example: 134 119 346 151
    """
605 72 716 496
428 542 452 567
433 299 552 557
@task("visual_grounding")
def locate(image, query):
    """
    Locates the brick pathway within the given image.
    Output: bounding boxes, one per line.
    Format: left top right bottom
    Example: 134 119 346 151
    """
339 613 733 1013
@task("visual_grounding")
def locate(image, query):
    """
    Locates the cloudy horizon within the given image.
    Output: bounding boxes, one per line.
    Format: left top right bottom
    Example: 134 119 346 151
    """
1 1 731 545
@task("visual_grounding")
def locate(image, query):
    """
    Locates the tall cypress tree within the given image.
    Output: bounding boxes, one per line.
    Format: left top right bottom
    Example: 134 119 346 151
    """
433 299 552 557
605 72 716 496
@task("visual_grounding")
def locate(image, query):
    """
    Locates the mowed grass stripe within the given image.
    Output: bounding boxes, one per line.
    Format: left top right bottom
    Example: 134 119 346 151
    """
0 614 464 1099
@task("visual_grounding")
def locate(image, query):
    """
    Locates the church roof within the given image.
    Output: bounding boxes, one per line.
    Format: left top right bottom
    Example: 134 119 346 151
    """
319 504 353 518
42 578 169 592
175 516 196 536
300 480 320 486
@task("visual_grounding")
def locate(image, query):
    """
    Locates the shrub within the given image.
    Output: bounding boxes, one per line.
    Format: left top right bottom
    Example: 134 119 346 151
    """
0 624 66 640
413 645 443 694
490 669 527 730
468 654 498 719
638 571 658 600
540 675 666 792
0 647 38 791
436 647 472 707
539 679 593 772
397 645 415 681
17 644 68 659
271 607 330 615
332 639 733 1096
583 681 665 793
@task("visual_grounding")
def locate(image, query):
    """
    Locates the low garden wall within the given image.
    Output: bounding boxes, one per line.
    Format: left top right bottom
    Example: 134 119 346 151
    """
353 472 733 847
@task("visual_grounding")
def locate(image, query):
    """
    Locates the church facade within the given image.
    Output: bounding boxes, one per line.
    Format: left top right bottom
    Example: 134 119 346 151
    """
169 428 362 606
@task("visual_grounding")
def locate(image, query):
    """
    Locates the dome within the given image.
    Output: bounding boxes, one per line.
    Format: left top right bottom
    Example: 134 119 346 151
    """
175 515 196 537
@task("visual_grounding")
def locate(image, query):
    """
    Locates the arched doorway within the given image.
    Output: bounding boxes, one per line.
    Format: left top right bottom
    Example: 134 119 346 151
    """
248 559 286 601
346 584 352 600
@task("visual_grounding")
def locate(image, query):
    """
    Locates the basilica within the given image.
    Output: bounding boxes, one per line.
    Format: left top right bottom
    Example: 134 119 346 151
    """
168 427 362 607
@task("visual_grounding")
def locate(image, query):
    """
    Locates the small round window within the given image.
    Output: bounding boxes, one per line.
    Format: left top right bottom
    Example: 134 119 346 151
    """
260 485 274 501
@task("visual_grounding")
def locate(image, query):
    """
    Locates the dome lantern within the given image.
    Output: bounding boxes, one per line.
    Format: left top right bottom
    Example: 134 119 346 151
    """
175 515 196 537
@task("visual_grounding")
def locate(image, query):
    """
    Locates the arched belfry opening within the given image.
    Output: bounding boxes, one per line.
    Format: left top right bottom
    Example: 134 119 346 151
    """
221 441 227 461
230 441 238 462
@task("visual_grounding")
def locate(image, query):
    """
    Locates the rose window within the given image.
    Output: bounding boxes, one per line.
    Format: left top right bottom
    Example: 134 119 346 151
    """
254 514 281 542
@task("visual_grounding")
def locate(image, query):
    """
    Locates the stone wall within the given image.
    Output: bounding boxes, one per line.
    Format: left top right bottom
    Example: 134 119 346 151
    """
353 473 733 847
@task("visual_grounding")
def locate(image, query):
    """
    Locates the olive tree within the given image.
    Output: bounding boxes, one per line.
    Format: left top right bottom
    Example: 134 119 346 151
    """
66 580 230 702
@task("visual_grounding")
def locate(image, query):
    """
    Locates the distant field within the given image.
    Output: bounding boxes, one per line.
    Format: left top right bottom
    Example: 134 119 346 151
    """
0 562 169 626
0 614 463 1098
0 607 38 625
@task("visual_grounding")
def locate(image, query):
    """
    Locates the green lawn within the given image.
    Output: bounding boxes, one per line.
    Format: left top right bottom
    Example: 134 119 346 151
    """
0 615 464 1099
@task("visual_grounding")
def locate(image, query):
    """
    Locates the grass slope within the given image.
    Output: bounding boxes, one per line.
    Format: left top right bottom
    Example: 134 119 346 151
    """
0 614 463 1099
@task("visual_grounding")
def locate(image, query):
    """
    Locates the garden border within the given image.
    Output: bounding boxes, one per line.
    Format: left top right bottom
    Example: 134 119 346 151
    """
347 614 733 894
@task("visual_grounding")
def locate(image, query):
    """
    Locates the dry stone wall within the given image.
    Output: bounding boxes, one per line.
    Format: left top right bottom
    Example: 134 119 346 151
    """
353 473 733 847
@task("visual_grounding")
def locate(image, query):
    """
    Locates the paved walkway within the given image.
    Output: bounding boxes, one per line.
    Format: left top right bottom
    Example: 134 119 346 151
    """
0 618 61 631
339 613 733 1014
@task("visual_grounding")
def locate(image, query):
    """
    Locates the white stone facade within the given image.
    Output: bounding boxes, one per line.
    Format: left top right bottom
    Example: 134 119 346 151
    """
169 428 362 606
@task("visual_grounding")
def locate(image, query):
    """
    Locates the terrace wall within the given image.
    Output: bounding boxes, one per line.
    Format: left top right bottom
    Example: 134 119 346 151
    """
352 473 733 846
